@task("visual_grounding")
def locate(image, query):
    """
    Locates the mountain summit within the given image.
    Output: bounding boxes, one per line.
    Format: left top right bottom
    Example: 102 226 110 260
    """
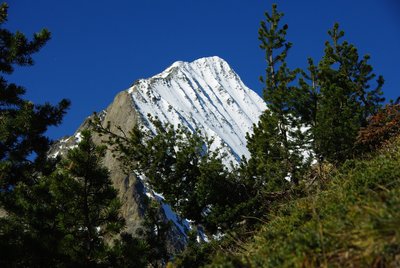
127 56 266 162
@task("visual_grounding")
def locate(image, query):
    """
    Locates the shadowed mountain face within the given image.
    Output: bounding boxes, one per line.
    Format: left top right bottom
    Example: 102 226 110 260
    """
50 56 266 252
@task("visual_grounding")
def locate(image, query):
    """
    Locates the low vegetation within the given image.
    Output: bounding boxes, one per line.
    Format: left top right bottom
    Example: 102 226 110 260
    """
208 135 400 267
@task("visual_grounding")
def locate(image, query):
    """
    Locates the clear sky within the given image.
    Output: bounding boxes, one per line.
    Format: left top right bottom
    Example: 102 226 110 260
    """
5 0 400 139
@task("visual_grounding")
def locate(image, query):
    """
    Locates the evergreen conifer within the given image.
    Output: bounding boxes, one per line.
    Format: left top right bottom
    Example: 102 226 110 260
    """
313 23 384 163
0 3 70 266
47 130 124 266
246 4 307 189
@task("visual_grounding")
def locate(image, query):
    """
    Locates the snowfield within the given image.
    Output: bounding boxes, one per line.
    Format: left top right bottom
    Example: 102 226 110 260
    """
127 56 266 164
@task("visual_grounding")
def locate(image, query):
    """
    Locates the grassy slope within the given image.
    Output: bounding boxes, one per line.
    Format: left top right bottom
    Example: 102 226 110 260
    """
209 137 400 267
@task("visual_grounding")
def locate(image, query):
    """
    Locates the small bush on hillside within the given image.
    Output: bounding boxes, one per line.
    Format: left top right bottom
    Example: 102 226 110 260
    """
357 104 400 151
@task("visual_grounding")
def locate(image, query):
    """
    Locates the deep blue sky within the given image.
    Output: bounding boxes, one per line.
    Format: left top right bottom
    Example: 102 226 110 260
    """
5 0 400 139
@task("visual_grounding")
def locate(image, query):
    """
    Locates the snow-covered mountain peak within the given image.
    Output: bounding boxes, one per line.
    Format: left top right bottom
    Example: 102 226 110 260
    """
50 56 268 249
150 56 230 81
153 60 185 79
128 56 266 163
189 55 229 69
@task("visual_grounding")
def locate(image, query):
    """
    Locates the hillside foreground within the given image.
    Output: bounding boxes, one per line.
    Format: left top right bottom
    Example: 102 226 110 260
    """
208 136 400 267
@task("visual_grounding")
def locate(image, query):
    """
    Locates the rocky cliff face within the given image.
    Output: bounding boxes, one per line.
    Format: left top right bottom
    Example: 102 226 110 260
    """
50 56 266 251
50 91 145 234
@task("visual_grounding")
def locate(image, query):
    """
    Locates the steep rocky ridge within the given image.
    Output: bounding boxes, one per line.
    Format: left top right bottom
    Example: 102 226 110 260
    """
50 91 145 234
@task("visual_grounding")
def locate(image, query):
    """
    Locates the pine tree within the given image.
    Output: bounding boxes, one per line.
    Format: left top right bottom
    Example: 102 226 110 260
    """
245 110 290 191
93 116 248 233
297 58 319 161
0 3 70 266
313 23 384 163
254 9 385 168
246 4 307 188
0 3 70 191
48 130 125 266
